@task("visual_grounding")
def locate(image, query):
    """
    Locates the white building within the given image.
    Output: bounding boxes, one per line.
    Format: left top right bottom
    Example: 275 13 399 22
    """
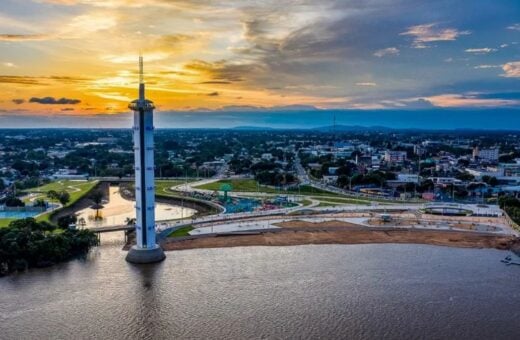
261 153 273 160
397 174 420 183
384 150 407 163
473 147 499 161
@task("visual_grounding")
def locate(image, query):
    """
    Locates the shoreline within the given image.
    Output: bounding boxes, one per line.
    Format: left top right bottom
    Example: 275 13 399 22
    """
159 226 518 252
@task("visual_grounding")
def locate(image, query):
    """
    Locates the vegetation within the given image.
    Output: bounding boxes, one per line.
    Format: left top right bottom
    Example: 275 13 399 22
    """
32 180 99 224
196 179 273 192
311 196 370 205
2 196 25 207
26 180 98 206
168 226 194 238
0 219 16 228
90 190 104 219
0 218 98 276
47 190 70 205
155 179 197 194
196 179 340 197
499 196 520 227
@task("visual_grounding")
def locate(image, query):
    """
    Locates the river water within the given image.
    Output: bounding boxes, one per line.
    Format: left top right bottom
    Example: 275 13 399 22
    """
1 241 519 339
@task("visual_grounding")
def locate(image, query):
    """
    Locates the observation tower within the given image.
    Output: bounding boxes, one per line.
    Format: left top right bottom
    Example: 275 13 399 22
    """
125 56 166 264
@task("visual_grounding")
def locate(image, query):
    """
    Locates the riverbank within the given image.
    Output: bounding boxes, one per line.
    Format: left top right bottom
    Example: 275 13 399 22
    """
160 226 518 252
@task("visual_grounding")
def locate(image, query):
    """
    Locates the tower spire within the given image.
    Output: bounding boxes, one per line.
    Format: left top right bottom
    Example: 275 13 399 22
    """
139 54 145 101
139 54 144 84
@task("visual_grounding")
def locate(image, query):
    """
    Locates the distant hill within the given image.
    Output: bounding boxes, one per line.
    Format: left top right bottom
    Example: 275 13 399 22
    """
232 126 275 131
313 125 393 132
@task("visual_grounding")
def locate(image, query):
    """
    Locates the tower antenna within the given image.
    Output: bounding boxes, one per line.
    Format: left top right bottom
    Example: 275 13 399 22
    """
138 54 145 101
139 53 144 84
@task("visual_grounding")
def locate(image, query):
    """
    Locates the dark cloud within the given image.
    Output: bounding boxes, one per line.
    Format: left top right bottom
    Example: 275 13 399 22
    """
401 98 435 109
61 107 74 111
12 98 25 104
0 76 45 85
199 81 232 84
207 91 219 96
0 75 89 86
29 97 81 105
184 60 256 82
0 34 49 41
473 92 520 100
47 76 90 83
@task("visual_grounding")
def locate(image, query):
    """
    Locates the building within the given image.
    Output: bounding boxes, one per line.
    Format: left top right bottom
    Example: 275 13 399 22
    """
414 144 426 156
384 150 407 163
125 57 165 264
323 175 338 184
397 174 420 183
473 146 499 161
261 153 273 160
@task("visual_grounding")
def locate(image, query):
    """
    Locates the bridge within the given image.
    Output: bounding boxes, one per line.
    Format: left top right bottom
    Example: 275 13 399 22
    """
89 176 194 182
89 225 135 233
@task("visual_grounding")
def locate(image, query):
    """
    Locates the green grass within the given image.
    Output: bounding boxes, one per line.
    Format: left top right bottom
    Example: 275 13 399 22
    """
196 179 278 193
1 180 99 226
168 226 194 237
24 180 99 205
155 179 196 195
299 199 313 207
311 196 370 205
295 185 341 196
317 202 337 207
195 180 343 197
0 219 16 228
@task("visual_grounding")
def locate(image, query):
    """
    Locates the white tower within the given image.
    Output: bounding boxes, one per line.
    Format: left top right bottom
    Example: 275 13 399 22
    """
126 56 165 264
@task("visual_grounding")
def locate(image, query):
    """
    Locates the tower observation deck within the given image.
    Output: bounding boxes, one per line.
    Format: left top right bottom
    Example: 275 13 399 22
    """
125 56 165 264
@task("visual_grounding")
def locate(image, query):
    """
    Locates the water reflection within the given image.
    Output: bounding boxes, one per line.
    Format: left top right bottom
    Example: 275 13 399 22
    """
75 186 196 228
1 244 519 339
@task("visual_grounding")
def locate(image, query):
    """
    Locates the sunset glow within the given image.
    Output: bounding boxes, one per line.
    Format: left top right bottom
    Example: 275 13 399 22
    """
0 0 519 123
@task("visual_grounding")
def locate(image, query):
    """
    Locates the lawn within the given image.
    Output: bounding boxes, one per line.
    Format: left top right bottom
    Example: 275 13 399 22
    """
168 226 194 237
24 180 99 206
1 180 99 226
0 219 16 228
311 196 370 205
195 179 343 197
33 180 98 223
155 179 197 195
317 202 337 207
196 179 279 193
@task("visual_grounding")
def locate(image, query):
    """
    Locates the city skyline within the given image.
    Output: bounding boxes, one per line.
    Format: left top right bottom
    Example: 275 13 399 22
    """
0 0 519 127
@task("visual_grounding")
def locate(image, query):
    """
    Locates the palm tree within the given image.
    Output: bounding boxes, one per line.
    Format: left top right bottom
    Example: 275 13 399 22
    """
90 190 104 220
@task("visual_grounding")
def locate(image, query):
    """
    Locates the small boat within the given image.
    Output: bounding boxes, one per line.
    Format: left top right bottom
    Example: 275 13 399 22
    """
501 255 520 266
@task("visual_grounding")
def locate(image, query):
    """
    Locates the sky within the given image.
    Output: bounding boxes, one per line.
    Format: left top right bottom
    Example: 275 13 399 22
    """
0 0 519 128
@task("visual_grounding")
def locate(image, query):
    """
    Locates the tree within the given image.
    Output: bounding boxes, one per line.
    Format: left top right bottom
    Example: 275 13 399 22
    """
57 214 77 229
455 172 475 182
3 197 25 207
47 190 58 200
58 191 70 206
482 176 498 187
33 199 47 208
0 218 97 276
90 190 104 219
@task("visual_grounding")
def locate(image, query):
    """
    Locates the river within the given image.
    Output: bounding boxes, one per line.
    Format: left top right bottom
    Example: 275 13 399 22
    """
1 240 519 339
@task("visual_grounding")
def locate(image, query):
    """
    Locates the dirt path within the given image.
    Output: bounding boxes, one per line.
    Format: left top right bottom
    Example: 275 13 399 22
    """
161 227 517 252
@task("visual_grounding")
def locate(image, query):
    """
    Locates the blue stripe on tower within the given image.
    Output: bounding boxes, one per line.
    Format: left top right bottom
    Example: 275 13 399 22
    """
139 107 147 247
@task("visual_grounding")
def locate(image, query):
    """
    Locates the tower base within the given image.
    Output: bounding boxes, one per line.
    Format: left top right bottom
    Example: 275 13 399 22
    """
126 245 166 264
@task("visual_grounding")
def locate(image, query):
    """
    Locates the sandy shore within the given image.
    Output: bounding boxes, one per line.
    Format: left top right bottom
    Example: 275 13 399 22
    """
161 226 517 251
